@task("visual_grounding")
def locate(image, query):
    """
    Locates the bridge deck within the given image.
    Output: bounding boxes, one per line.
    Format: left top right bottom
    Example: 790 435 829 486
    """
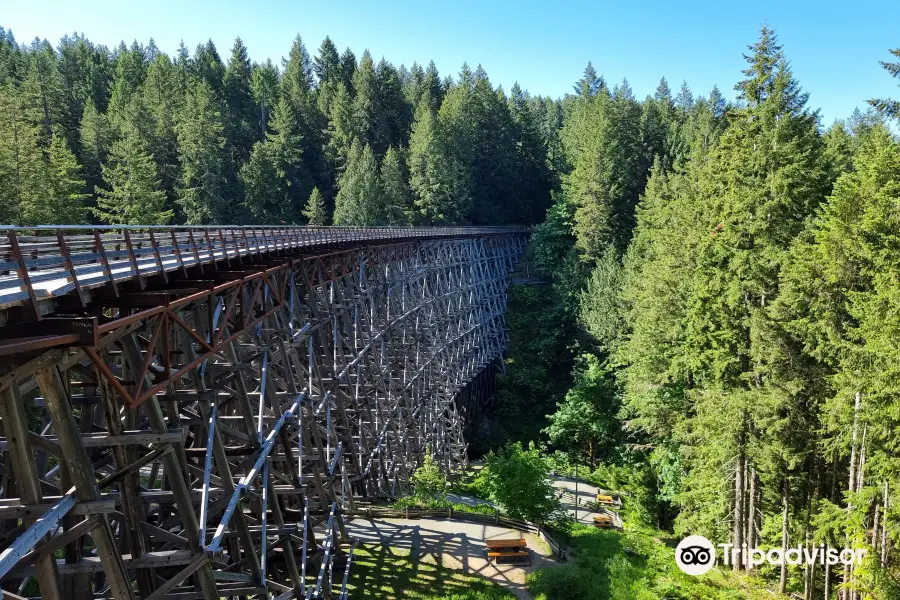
0 225 527 316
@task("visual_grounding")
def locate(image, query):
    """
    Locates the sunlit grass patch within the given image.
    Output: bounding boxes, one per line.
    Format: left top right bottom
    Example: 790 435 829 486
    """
346 543 516 600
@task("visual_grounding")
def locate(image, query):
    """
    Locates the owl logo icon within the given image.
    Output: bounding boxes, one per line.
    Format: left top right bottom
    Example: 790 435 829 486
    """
675 535 716 575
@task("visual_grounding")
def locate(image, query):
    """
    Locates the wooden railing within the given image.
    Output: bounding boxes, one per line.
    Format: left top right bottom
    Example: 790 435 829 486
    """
0 225 529 314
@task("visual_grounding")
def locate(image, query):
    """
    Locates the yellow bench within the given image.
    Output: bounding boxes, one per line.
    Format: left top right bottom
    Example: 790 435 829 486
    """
596 494 616 505
593 514 613 528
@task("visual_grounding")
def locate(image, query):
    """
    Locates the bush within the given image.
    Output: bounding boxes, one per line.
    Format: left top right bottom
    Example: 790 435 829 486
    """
411 452 447 501
481 441 562 523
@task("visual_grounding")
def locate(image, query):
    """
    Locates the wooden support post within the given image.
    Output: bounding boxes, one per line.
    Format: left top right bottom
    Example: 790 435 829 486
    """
34 366 135 600
0 387 63 600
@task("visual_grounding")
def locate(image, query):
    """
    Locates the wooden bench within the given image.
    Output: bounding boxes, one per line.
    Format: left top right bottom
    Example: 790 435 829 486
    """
486 538 527 549
593 514 613 528
486 538 529 562
596 494 615 505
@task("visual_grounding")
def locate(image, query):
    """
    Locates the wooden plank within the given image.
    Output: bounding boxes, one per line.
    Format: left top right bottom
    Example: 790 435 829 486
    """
487 550 529 559
0 499 115 519
7 550 203 577
485 538 526 548
0 429 185 450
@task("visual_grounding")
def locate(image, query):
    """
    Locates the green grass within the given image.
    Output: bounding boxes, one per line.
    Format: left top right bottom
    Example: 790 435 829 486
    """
528 524 790 600
346 544 516 600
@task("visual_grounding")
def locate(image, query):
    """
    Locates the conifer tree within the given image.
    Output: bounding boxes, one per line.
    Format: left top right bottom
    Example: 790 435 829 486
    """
79 97 112 199
177 81 228 223
380 146 411 224
868 48 900 120
574 61 604 97
239 139 285 223
339 48 356 93
282 35 324 198
20 40 65 146
0 83 46 223
374 58 409 154
352 50 378 149
250 59 279 138
108 41 147 118
269 95 311 216
33 130 88 224
408 94 467 224
303 186 328 225
314 36 341 115
562 77 643 259
192 40 225 99
142 53 180 203
224 38 257 165
333 139 383 225
95 130 171 224
325 82 358 173
677 26 826 553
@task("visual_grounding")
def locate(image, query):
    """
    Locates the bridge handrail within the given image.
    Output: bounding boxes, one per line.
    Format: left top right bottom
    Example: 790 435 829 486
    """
0 225 530 313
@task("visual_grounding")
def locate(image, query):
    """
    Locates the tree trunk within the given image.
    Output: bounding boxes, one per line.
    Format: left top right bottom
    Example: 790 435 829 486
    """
843 392 861 600
779 479 790 594
881 482 890 568
734 442 746 571
748 468 758 551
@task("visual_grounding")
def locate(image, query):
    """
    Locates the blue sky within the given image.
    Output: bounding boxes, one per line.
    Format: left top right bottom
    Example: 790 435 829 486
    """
3 0 899 124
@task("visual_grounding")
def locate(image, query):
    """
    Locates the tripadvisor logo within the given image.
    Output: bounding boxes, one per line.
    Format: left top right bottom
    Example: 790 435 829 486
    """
675 536 716 575
675 535 868 576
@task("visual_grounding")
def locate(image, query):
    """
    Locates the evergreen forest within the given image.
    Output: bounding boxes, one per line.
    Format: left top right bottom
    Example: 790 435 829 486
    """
2 21 900 599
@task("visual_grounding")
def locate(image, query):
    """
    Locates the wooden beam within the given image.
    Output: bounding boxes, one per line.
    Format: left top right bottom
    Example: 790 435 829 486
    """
35 366 136 600
0 386 63 600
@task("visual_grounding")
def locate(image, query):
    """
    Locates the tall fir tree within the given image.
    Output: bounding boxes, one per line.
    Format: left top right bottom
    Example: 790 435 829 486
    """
333 139 383 225
177 81 228 223
250 59 279 138
380 146 411 224
239 139 286 223
223 38 257 167
0 83 47 223
303 186 328 225
95 130 171 224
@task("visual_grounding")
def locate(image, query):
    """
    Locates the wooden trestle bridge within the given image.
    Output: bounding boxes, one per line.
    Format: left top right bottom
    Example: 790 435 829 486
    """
0 225 528 600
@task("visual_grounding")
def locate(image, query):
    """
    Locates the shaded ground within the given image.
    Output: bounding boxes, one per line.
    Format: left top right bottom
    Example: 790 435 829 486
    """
345 518 556 600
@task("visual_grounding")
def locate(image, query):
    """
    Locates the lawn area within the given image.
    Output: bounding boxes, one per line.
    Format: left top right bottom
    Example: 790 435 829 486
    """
527 524 789 600
345 543 517 600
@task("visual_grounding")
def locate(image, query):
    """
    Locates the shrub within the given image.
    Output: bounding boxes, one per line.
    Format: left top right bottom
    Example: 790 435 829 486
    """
481 441 561 523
